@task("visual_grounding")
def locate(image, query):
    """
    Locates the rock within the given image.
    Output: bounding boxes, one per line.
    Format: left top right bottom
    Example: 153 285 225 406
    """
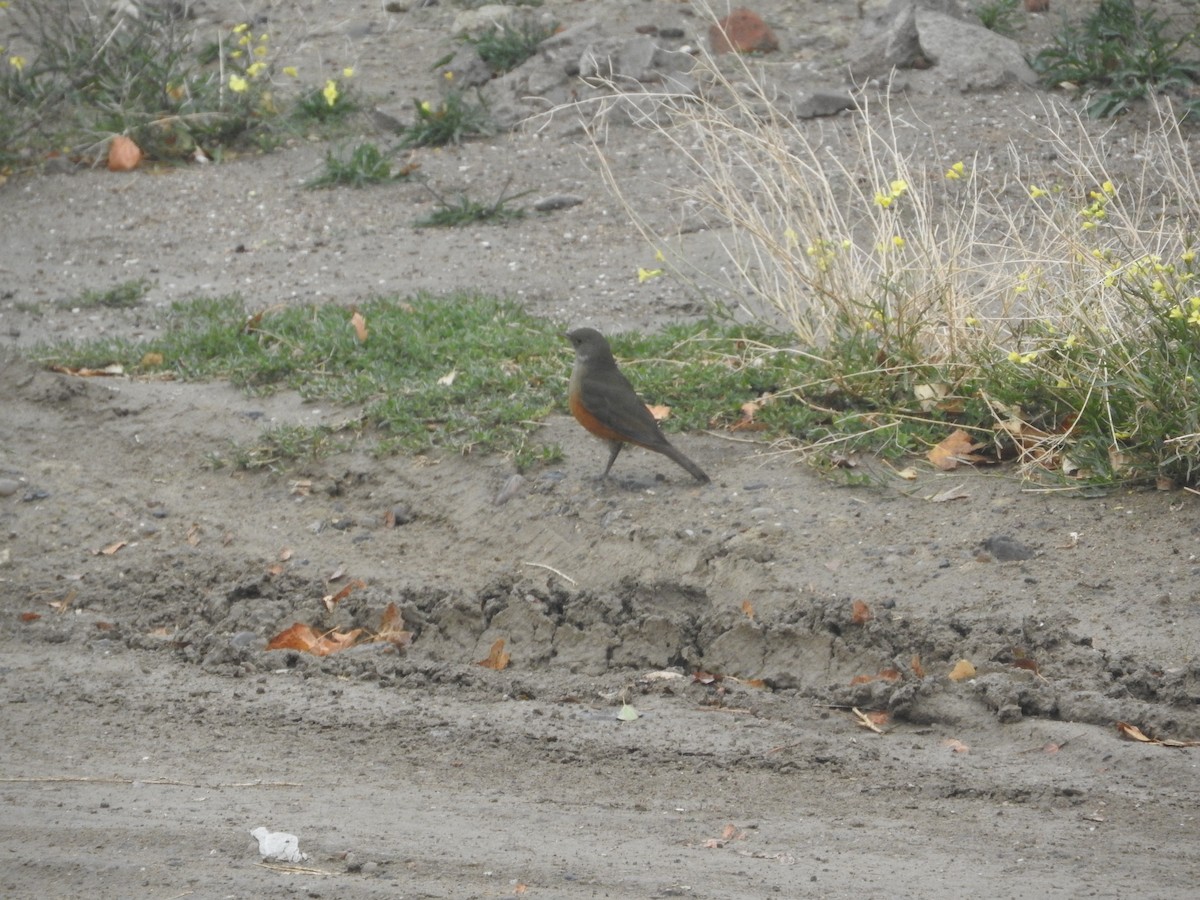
533 194 584 212
981 535 1036 562
915 9 1038 89
848 1 1034 89
438 43 492 87
451 4 515 37
709 9 779 55
792 88 856 119
848 0 964 79
0 478 20 497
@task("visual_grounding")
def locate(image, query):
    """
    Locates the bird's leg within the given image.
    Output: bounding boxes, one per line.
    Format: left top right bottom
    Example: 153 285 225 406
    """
602 440 623 477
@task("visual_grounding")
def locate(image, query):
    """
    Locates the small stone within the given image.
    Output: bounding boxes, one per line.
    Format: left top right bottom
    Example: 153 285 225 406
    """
0 478 20 497
495 474 529 506
534 194 584 212
982 535 1035 562
793 88 855 119
390 504 414 526
709 9 779 55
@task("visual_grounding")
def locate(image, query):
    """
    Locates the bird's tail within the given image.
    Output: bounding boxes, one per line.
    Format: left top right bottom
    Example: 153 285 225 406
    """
663 444 710 484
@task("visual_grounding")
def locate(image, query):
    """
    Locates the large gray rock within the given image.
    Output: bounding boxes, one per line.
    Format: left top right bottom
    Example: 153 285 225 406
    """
916 9 1037 89
847 0 1036 90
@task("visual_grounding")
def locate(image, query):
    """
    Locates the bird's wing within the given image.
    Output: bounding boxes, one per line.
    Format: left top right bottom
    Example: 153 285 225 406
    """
579 367 669 448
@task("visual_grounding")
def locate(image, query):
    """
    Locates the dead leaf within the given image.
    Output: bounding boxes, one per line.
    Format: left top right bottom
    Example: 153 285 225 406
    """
50 364 125 378
850 599 872 624
741 599 755 620
107 134 143 172
878 668 901 682
266 563 286 577
375 602 413 649
1115 722 1200 747
948 659 977 682
942 738 970 754
929 483 970 503
692 671 722 685
927 429 988 471
20 612 42 622
265 623 364 656
730 399 767 432
911 655 926 678
322 578 365 611
279 548 293 561
186 524 201 546
327 566 346 583
477 638 510 670
894 466 918 481
851 707 889 734
913 382 951 412
48 591 77 614
850 673 875 686
99 540 128 556
1012 658 1042 677
437 369 457 387
290 480 312 497
350 310 368 342
646 404 671 422
140 352 164 368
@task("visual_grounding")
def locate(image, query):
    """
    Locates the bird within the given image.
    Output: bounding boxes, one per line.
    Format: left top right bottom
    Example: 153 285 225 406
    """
564 327 710 483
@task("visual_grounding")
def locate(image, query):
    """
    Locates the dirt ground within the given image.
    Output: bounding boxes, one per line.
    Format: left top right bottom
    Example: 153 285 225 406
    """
3 1 1200 898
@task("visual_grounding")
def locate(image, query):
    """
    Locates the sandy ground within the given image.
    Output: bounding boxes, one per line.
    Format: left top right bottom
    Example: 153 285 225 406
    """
3 1 1200 898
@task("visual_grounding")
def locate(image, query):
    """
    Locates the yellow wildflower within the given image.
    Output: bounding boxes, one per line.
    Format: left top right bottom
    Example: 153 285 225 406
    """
638 267 664 283
283 66 298 78
323 79 339 107
233 22 249 34
1029 185 1047 199
246 61 267 78
254 44 268 57
343 67 355 79
229 74 248 93
892 235 906 248
1183 249 1196 265
8 55 25 72
874 192 893 209
945 161 965 180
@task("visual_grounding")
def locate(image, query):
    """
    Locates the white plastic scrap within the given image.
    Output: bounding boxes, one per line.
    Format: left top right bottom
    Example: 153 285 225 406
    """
250 826 309 863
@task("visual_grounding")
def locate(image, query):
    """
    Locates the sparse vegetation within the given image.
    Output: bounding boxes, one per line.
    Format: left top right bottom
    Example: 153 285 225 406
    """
468 20 556 75
1031 0 1200 118
400 90 492 148
305 142 416 189
64 278 151 310
415 182 529 227
974 0 1020 37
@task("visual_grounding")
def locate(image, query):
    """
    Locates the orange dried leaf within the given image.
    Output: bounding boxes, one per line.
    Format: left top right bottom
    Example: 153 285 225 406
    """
878 668 902 682
350 310 368 342
20 612 42 622
646 404 671 422
100 540 127 556
850 673 875 685
266 622 363 656
478 637 510 670
186 524 201 546
911 655 926 678
948 659 977 682
741 599 755 620
942 738 970 754
376 602 413 649
851 599 873 624
692 670 722 685
1116 721 1154 743
731 400 767 432
266 563 285 577
851 707 889 733
279 548 293 561
322 578 366 611
928 429 987 471
107 135 143 172
1012 658 1041 676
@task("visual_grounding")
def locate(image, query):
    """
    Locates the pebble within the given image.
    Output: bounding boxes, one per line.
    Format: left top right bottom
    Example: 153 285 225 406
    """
533 194 585 212
0 478 20 497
